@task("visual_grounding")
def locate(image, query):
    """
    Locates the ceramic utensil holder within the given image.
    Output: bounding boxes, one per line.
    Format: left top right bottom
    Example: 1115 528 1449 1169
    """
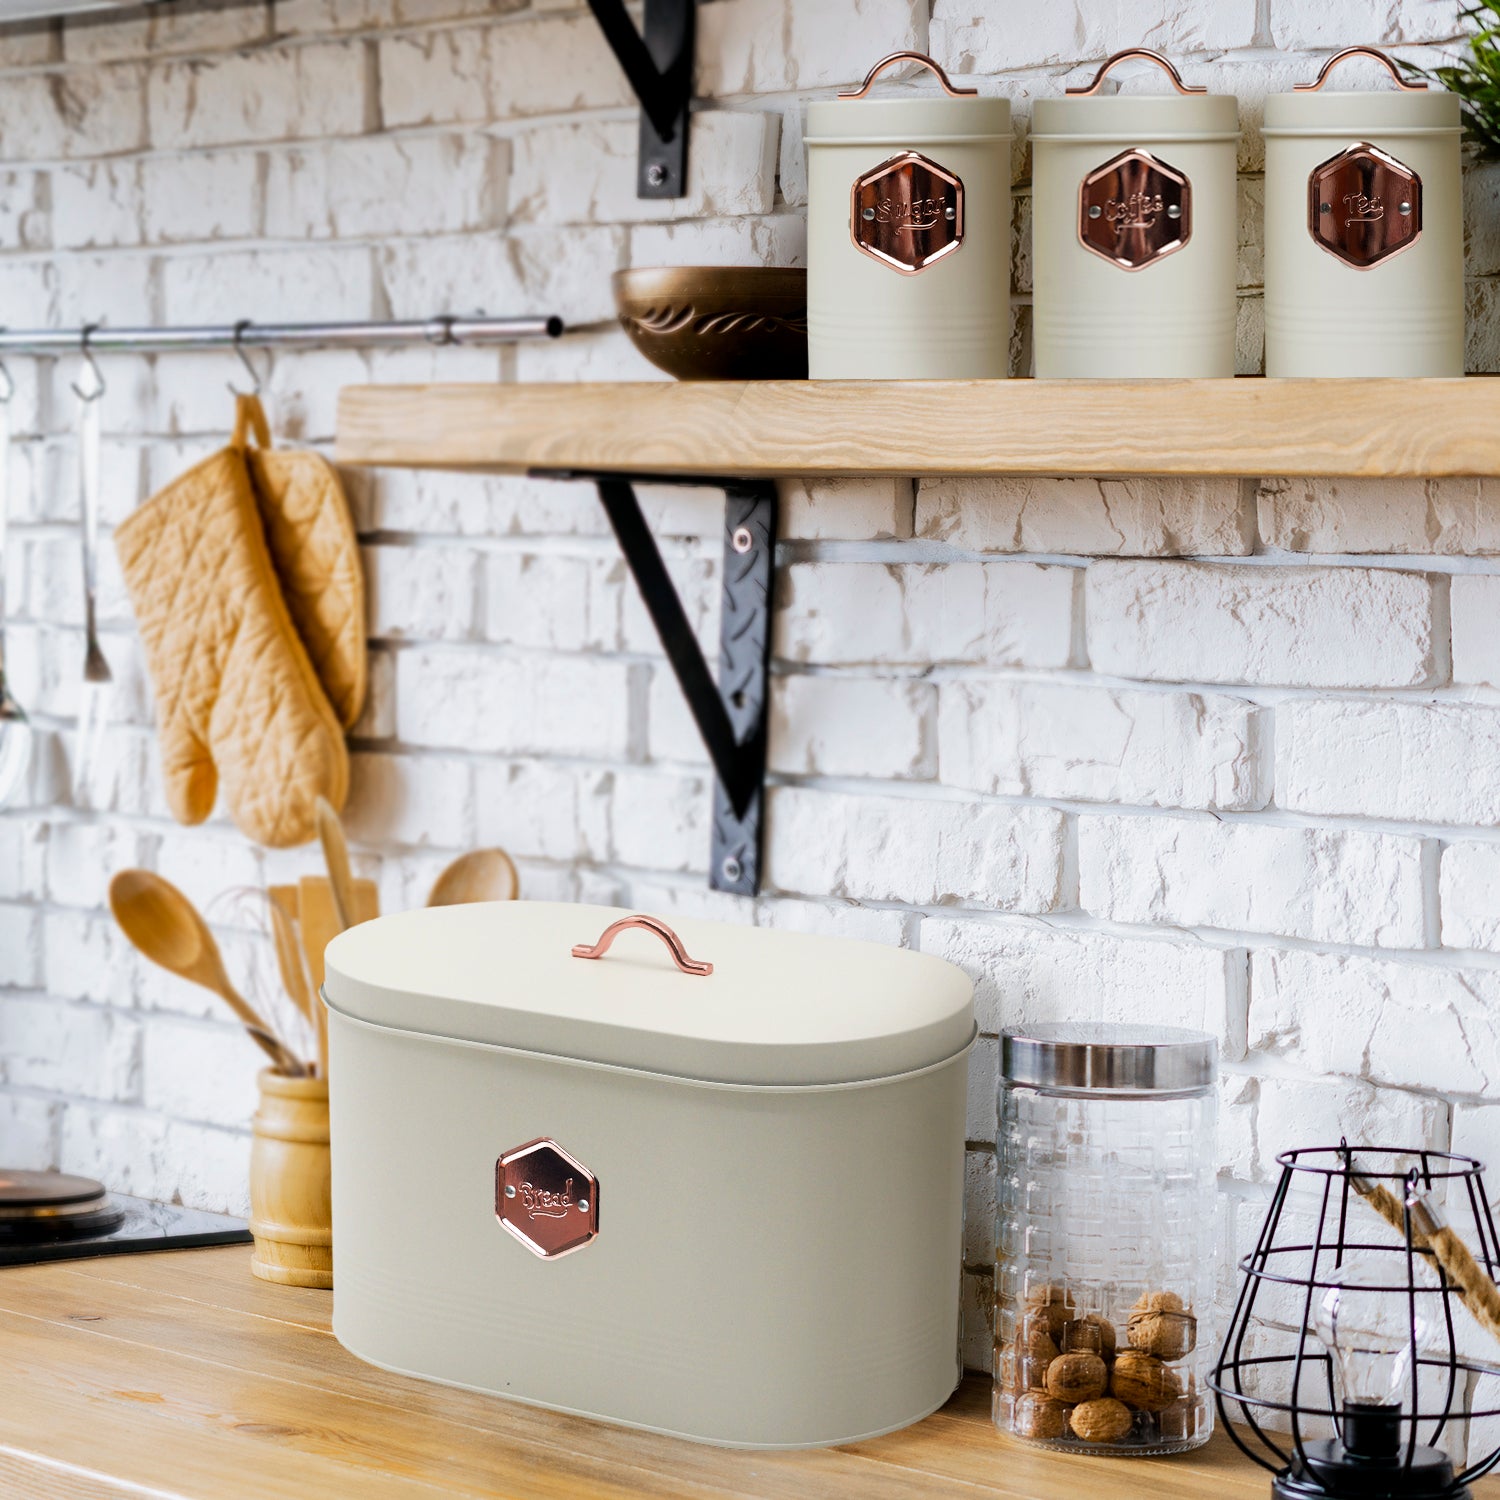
1032 49 1238 378
805 51 1012 380
1263 47 1463 377
249 1068 332 1288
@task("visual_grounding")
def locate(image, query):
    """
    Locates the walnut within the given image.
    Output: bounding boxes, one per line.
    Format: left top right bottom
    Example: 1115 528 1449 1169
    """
1131 1289 1184 1315
1111 1350 1184 1414
1126 1290 1195 1360
1026 1283 1076 1339
1021 1325 1061 1390
1127 1308 1196 1361
1158 1395 1200 1443
1070 1397 1134 1444
1061 1313 1117 1361
1014 1392 1071 1441
1045 1351 1108 1405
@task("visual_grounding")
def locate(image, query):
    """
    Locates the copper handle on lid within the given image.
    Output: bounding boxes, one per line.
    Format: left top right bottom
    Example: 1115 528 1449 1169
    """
1067 47 1207 96
839 51 978 100
1294 45 1428 92
571 915 713 976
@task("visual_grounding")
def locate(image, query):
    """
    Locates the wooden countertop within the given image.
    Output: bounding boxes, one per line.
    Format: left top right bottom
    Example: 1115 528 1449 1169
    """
0 1245 1476 1499
334 377 1500 479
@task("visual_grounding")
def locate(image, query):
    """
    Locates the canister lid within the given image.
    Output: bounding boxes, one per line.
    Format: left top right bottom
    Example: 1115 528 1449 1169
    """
805 93 1012 142
806 48 1011 143
1263 88 1460 133
1001 1023 1217 1094
1031 92 1238 142
324 902 975 1088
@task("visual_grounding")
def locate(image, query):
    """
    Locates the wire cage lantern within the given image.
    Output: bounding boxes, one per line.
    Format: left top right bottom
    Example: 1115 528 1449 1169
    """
1211 1145 1500 1500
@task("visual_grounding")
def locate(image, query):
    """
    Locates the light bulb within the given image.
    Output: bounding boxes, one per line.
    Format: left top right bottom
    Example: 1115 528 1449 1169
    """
1313 1254 1429 1462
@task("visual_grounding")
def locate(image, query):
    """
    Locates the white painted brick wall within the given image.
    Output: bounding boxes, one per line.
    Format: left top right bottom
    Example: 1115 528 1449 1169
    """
1281 701 1500 824
936 680 1267 810
1086 561 1445 688
1079 814 1432 947
3 1 1500 1408
916 476 1253 556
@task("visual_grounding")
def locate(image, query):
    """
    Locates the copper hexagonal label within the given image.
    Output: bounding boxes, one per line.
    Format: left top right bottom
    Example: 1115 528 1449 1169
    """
495 1138 599 1259
1308 142 1421 269
1079 148 1191 270
851 151 964 275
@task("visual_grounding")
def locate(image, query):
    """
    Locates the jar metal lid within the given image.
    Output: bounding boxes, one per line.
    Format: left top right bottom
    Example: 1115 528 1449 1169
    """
804 94 1012 143
1001 1022 1217 1093
1031 92 1238 143
1263 88 1460 133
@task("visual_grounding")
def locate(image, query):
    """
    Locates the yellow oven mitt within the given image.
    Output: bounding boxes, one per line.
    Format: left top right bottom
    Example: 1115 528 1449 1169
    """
234 395 367 731
115 440 349 848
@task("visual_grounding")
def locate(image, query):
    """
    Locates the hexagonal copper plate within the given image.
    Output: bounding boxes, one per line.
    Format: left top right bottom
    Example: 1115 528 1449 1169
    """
495 1138 599 1259
850 150 964 275
1079 148 1191 271
1308 142 1421 269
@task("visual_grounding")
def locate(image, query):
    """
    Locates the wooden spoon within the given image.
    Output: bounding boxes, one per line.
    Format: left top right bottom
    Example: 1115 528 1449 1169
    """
314 796 357 933
427 848 520 907
109 870 305 1076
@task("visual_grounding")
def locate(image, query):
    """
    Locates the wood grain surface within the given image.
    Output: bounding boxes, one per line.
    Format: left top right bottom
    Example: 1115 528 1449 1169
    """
1 1245 1474 1500
334 377 1500 479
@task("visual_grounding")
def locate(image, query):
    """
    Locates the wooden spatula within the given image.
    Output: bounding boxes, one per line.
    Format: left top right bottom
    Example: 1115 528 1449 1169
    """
300 875 377 1078
315 797 358 934
267 885 313 1022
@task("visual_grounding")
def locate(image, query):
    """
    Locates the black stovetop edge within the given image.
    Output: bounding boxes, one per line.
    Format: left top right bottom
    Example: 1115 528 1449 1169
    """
0 1225 252 1267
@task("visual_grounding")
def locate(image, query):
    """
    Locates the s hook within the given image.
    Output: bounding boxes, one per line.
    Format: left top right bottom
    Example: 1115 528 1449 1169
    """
227 320 264 397
70 325 106 403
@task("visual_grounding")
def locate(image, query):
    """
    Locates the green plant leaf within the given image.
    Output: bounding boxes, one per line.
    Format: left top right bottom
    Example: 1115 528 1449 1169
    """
1404 0 1500 161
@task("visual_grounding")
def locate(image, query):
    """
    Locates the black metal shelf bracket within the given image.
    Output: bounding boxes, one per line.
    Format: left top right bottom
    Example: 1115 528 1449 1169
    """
586 0 695 199
532 469 777 896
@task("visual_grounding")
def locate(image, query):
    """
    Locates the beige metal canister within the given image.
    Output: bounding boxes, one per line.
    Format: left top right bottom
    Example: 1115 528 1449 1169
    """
1032 50 1239 378
1263 47 1463 377
805 52 1013 380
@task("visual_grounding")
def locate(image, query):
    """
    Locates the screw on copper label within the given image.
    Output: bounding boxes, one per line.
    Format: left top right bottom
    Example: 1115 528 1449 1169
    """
850 151 964 275
495 1138 599 1259
1078 148 1191 270
1308 142 1421 269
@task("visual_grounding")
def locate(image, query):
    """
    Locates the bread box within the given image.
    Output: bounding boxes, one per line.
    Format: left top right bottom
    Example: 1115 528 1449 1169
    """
323 902 976 1448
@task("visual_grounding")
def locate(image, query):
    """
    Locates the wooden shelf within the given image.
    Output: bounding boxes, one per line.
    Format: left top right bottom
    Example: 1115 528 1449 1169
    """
2 1244 1458 1500
335 376 1500 479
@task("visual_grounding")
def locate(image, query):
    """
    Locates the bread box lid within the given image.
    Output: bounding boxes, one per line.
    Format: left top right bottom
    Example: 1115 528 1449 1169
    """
323 902 975 1088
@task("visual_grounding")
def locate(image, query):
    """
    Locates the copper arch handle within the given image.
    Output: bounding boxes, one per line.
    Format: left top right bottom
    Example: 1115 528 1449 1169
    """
1067 47 1207 96
839 51 978 100
1294 45 1427 92
571 915 713 977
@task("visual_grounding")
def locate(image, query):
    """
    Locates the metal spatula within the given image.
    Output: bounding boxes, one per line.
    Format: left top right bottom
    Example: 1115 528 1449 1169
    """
72 349 112 803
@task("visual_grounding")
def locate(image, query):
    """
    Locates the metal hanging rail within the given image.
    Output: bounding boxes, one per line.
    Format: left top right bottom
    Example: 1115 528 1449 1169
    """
0 314 563 356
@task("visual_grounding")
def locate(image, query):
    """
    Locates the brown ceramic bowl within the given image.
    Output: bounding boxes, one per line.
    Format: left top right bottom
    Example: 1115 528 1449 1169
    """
613 266 807 381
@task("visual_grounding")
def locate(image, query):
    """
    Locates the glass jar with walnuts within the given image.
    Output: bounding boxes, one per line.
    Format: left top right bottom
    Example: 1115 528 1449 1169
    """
994 1024 1218 1455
